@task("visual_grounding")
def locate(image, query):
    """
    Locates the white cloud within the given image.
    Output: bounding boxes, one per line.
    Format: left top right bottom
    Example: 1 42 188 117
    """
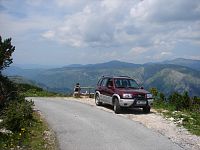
42 2 119 47
101 0 124 13
40 0 200 50
129 47 148 56
42 30 55 39
130 0 200 22
188 55 200 60
161 51 172 56
130 0 150 21
0 12 60 38
55 0 92 10
151 51 173 61
57 0 76 6
1 0 200 65
26 0 43 6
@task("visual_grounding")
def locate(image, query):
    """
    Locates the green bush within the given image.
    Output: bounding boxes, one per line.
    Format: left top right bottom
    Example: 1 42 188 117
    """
15 83 63 97
2 97 34 132
0 75 17 110
16 83 43 93
152 91 200 136
168 92 191 111
0 36 37 148
192 96 200 112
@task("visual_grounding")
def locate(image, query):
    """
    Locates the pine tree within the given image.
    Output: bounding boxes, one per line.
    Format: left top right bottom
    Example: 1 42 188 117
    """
0 36 15 72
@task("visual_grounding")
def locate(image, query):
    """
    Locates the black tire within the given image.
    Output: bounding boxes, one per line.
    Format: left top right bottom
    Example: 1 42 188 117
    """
113 98 121 114
143 106 150 113
95 94 102 106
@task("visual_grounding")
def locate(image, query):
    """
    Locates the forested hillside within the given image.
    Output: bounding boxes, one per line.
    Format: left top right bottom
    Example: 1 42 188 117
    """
3 59 200 96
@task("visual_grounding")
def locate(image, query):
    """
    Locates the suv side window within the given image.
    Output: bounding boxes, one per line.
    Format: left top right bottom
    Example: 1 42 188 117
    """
107 78 113 87
101 78 109 87
97 78 103 86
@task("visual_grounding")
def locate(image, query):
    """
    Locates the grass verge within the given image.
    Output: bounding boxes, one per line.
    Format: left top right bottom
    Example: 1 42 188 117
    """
16 83 67 97
153 102 200 136
0 111 58 150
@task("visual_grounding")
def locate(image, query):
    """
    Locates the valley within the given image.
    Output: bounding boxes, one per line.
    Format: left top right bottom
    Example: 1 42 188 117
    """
3 58 200 97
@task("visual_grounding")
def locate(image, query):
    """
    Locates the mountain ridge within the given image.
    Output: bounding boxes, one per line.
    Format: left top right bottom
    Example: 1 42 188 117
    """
3 58 200 96
161 58 200 71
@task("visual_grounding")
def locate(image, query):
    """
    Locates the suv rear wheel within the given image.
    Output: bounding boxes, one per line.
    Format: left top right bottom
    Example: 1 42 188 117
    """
95 94 102 106
113 98 121 114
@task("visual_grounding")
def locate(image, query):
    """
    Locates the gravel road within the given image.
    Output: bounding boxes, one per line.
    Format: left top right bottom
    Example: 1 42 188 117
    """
32 97 183 150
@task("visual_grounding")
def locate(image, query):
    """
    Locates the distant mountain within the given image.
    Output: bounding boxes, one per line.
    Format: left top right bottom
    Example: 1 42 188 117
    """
7 75 71 93
144 64 200 96
3 59 200 96
64 60 140 69
8 75 49 90
83 60 140 68
66 64 83 68
162 58 200 71
12 64 60 69
2 66 45 78
8 75 37 85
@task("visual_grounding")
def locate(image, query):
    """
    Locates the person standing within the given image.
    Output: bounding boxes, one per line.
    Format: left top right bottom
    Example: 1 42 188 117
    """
74 83 81 97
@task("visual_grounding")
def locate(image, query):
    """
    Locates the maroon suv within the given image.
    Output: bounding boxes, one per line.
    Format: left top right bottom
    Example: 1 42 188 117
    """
95 76 153 114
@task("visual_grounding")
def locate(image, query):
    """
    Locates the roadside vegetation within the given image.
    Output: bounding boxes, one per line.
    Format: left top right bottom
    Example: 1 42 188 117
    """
0 36 58 149
150 87 200 136
0 111 57 150
16 83 65 97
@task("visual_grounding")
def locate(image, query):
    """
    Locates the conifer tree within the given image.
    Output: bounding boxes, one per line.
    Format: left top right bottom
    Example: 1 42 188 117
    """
0 36 15 72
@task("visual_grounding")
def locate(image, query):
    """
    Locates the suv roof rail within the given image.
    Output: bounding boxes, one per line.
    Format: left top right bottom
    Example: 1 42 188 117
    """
102 75 112 78
118 75 131 78
102 75 131 78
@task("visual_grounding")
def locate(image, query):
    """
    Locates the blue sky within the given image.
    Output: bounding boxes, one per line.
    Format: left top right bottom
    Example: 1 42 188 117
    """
0 0 200 66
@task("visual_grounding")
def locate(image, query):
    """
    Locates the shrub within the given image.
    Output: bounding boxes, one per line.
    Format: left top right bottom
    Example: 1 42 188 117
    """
182 91 191 109
159 92 166 102
2 97 34 132
0 75 17 110
16 83 43 93
192 96 200 112
0 36 35 147
168 91 191 111
150 87 158 97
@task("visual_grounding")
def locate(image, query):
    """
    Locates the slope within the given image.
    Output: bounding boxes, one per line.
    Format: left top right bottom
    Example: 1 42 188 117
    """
3 60 200 96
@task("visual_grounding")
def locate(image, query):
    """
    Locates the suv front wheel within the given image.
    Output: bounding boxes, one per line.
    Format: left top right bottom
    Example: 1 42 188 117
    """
143 106 150 113
113 98 121 114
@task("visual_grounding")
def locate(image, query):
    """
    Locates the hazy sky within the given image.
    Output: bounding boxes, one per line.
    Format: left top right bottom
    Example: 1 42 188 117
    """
0 0 200 66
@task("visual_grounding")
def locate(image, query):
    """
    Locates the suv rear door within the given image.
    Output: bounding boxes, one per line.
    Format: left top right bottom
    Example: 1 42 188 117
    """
99 78 109 102
104 78 114 105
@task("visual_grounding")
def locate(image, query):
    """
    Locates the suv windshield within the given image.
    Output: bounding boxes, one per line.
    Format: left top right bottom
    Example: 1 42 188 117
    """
114 78 139 89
